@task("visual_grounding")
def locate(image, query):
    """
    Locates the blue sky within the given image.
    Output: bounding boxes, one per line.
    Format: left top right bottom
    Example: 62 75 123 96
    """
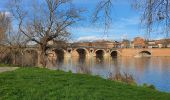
0 0 165 42
70 0 141 41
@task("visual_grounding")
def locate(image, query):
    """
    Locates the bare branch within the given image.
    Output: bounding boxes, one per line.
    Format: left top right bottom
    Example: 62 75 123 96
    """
92 0 113 34
132 0 170 39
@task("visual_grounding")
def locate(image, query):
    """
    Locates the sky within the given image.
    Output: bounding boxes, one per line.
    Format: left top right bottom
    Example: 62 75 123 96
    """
0 0 165 42
70 0 143 41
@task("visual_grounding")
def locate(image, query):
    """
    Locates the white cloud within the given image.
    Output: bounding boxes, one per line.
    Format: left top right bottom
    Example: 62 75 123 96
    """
5 11 11 16
76 36 100 41
76 36 115 42
0 11 11 17
75 35 121 42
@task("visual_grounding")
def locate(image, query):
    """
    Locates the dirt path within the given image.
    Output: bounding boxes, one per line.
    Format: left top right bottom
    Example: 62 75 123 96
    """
0 67 19 73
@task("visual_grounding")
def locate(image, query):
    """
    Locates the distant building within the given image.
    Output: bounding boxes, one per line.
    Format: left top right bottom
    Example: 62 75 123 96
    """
143 39 170 48
113 41 121 48
159 39 170 48
92 40 116 48
71 40 121 48
121 39 131 48
132 37 145 48
47 38 170 49
92 40 122 48
147 41 158 48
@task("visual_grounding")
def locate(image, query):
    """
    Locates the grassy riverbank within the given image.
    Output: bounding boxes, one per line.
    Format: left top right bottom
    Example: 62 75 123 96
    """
0 67 170 100
0 63 14 67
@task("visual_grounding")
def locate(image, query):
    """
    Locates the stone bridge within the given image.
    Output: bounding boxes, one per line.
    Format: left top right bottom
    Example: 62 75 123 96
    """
46 46 170 60
47 46 121 58
16 43 170 67
2 43 170 67
23 41 170 61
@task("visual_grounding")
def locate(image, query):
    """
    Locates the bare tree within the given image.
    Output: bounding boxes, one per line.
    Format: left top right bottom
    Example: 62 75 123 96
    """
7 0 83 67
0 12 11 43
0 22 30 66
7 33 28 66
0 12 12 64
132 0 170 39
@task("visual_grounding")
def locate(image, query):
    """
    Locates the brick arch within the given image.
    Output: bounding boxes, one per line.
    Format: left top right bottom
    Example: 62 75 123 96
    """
72 48 90 57
95 49 107 53
52 48 67 53
95 49 106 57
110 50 121 57
139 50 151 55
135 50 151 57
53 48 67 61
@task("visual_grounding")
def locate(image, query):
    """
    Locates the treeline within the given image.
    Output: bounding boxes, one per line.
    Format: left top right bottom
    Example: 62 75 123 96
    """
0 45 38 66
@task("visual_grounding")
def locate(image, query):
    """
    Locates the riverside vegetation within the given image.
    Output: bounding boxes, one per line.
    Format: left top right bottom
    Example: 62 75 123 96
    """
0 67 170 100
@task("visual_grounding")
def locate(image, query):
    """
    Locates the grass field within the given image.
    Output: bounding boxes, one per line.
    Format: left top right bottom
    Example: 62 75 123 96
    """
0 63 13 67
0 67 170 100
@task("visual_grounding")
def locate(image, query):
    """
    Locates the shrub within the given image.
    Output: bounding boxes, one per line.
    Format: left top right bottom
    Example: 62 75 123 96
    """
108 72 136 85
142 83 155 90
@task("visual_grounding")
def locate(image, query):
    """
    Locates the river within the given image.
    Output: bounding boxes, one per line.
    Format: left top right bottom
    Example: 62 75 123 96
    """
52 56 170 92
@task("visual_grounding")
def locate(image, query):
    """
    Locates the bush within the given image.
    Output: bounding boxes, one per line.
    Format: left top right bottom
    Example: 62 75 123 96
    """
142 83 155 90
108 72 136 85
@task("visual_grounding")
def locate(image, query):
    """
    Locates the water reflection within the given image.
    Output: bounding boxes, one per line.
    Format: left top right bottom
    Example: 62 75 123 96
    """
53 56 170 92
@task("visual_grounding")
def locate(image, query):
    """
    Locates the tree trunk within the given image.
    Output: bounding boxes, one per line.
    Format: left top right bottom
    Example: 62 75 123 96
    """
37 45 47 68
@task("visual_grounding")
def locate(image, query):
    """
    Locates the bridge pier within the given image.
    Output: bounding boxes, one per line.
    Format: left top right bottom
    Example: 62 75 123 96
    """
104 49 111 57
65 52 71 58
65 48 72 57
46 50 57 67
89 48 94 57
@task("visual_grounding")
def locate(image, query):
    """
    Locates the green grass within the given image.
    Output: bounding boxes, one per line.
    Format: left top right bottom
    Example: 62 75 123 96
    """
0 63 18 67
0 68 170 100
0 63 12 67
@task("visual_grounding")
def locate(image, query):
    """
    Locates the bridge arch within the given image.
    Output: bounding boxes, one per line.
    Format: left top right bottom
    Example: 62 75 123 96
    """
135 50 151 57
110 50 121 58
72 48 89 57
95 49 106 57
53 48 67 62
